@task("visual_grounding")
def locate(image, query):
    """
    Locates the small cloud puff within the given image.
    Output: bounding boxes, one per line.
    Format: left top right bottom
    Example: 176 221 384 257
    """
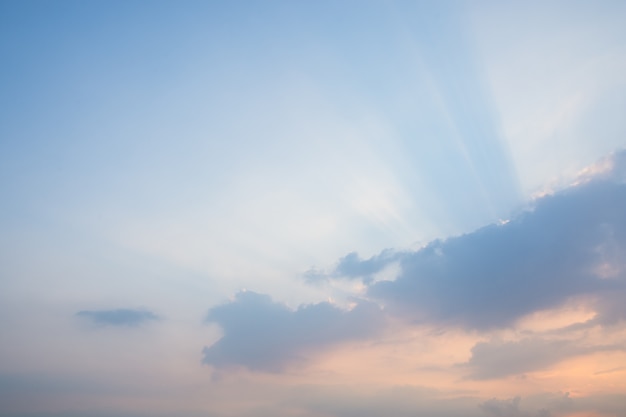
76 309 160 327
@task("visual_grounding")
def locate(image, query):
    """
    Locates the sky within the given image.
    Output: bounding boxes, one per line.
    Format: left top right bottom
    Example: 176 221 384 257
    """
1 1 626 416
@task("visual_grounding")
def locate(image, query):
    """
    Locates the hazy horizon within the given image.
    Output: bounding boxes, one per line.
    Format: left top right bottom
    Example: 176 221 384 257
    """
2 1 626 416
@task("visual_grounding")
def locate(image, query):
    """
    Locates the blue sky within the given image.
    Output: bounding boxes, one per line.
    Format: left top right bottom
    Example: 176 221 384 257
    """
1 1 626 416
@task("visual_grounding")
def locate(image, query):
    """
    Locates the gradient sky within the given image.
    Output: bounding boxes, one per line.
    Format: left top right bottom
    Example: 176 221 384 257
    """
1 1 626 416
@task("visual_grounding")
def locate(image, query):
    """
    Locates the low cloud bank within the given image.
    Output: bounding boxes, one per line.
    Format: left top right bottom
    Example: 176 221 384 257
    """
465 337 625 379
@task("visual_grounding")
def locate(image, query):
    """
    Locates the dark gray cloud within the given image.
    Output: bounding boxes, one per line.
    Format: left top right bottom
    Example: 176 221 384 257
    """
365 151 626 329
464 337 625 380
202 291 385 372
75 309 159 327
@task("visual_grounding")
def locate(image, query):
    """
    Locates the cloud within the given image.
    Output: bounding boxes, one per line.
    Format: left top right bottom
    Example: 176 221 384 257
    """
480 396 551 417
75 309 160 327
464 337 625 380
334 249 402 282
294 390 626 417
479 392 626 417
202 291 385 372
283 383 485 417
364 150 626 329
206 150 626 374
305 249 403 284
